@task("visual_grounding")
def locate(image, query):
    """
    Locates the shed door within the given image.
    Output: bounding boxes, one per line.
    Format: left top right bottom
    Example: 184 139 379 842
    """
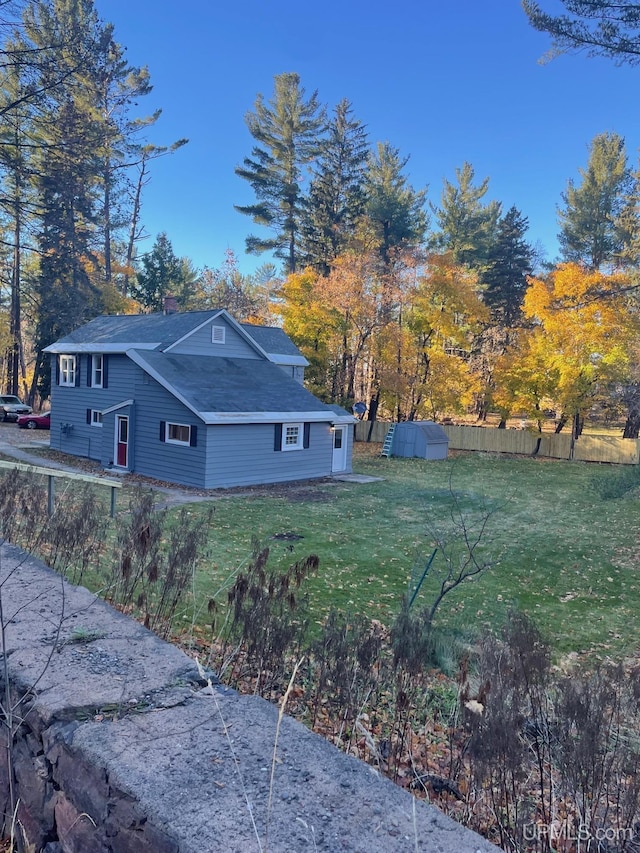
331 426 347 472
115 415 129 468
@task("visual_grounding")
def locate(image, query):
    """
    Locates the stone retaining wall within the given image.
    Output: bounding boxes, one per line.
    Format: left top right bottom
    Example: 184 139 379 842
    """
0 544 494 853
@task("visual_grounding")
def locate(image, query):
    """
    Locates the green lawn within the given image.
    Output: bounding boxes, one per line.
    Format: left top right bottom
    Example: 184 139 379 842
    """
179 444 640 660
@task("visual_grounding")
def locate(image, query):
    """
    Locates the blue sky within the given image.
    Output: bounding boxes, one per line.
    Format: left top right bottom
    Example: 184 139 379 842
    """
102 0 640 275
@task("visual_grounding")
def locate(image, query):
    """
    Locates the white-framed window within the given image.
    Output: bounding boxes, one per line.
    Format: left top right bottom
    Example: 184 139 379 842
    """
282 422 303 451
166 422 191 445
59 355 76 386
91 354 103 388
90 410 103 427
211 326 225 344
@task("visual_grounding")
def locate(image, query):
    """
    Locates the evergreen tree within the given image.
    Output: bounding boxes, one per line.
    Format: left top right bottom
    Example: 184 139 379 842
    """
432 162 501 270
93 33 155 284
483 206 534 326
0 52 38 397
524 1 640 64
300 99 369 274
613 162 640 268
131 232 184 312
235 72 325 274
363 141 427 266
558 132 630 270
26 0 110 398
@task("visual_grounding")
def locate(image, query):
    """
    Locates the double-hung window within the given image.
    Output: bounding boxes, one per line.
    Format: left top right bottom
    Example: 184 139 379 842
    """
59 355 76 387
92 355 103 388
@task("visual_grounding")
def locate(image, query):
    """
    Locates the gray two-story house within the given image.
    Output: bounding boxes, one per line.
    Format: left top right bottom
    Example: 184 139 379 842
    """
44 309 355 489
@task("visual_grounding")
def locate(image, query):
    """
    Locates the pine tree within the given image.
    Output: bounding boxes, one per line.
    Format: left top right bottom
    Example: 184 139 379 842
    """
613 162 640 268
558 132 630 270
523 1 640 64
93 33 156 284
300 99 369 274
363 141 427 266
432 162 501 270
483 206 534 326
235 73 325 274
26 0 110 398
0 53 38 397
131 232 184 312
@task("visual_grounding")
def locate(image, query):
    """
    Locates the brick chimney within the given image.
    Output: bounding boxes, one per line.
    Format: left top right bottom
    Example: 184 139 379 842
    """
163 295 178 314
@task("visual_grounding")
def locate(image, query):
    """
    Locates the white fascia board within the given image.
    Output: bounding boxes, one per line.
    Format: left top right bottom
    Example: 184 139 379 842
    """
163 309 270 360
331 414 358 424
198 411 339 425
44 342 159 354
267 353 309 367
102 399 134 415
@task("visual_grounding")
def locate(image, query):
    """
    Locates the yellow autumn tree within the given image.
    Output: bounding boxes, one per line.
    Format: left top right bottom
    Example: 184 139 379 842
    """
493 329 559 429
378 253 488 420
501 263 638 435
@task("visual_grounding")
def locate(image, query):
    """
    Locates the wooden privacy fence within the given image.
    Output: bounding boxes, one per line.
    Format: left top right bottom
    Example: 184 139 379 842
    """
354 421 640 465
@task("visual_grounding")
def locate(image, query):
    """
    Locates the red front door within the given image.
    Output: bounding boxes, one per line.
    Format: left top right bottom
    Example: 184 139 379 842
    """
116 415 129 468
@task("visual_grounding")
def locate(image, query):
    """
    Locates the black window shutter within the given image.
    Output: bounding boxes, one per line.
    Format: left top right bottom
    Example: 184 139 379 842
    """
86 409 91 425
55 358 60 386
87 357 92 387
303 422 310 448
103 356 108 389
190 425 198 447
274 423 282 451
74 356 81 387
159 421 166 442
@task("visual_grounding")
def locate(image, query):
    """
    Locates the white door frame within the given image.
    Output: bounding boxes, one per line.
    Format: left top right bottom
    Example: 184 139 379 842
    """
114 414 129 469
331 426 347 472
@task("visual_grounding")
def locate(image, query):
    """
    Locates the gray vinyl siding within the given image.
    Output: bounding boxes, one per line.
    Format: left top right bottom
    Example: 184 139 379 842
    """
168 317 260 359
49 351 352 488
131 375 206 487
49 354 138 462
277 364 305 384
202 422 334 489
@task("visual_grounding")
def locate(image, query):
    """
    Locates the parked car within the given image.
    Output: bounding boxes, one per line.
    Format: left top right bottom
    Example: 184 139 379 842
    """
17 411 50 430
0 394 32 422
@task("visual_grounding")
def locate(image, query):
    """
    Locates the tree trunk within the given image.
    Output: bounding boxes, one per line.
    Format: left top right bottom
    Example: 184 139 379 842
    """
555 414 568 434
124 154 149 296
366 390 379 442
623 411 640 439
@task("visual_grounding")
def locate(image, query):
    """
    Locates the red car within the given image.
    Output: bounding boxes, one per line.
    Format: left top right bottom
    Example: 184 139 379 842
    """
17 411 50 430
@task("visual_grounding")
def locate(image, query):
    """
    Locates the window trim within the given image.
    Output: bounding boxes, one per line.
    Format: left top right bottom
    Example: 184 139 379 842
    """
163 421 193 446
91 354 103 388
59 355 77 387
89 409 103 427
281 422 303 451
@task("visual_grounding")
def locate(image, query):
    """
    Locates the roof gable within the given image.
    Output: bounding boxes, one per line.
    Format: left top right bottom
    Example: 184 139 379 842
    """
43 310 306 366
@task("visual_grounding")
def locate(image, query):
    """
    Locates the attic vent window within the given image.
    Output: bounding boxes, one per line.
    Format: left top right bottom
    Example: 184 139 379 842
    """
211 326 225 344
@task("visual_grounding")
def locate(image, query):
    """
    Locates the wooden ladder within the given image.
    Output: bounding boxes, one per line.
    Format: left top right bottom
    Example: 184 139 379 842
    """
380 424 396 457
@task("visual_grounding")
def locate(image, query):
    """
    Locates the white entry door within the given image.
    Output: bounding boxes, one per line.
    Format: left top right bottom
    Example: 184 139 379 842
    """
331 426 347 472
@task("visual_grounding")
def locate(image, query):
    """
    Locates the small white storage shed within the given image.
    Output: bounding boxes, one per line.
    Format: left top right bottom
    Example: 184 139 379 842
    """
391 421 449 460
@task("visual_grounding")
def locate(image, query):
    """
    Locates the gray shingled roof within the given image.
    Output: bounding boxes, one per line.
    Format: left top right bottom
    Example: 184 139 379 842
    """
48 311 305 361
239 323 302 358
132 350 336 420
51 312 218 349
